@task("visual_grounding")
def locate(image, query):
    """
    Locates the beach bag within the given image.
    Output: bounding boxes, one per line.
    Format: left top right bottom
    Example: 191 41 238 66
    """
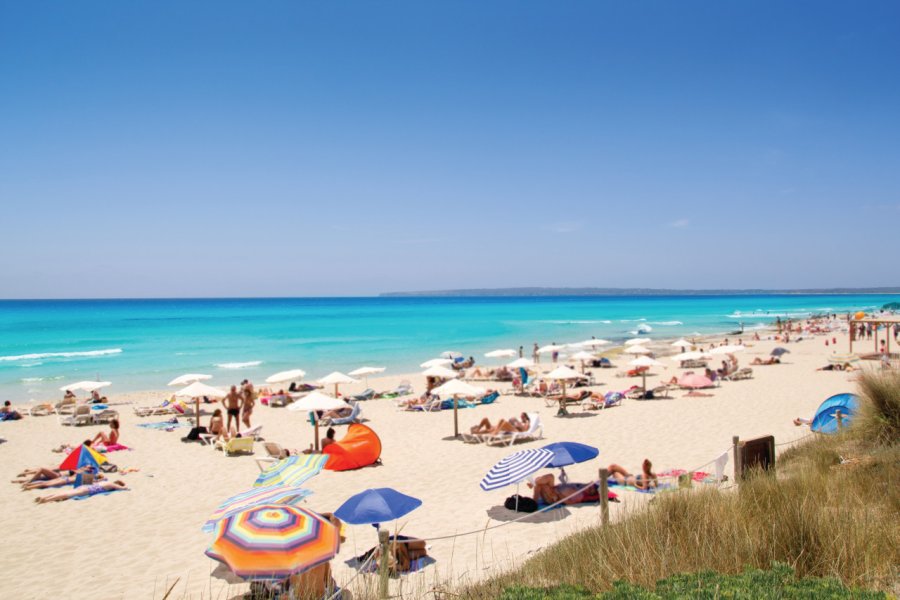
505 494 538 513
185 426 208 441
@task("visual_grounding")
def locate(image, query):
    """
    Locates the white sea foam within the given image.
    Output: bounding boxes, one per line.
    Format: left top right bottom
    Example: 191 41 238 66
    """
20 375 64 383
215 361 263 369
649 321 683 326
540 320 608 325
0 348 123 362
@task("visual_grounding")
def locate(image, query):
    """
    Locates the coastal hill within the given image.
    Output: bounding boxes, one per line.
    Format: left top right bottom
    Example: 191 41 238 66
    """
381 287 900 297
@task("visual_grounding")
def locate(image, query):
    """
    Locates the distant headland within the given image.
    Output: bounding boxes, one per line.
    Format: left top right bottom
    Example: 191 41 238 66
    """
381 287 900 297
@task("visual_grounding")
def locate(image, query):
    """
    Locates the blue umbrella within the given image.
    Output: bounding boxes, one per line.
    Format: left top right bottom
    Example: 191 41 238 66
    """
335 488 422 527
811 393 859 434
771 347 790 357
541 442 599 468
480 448 554 491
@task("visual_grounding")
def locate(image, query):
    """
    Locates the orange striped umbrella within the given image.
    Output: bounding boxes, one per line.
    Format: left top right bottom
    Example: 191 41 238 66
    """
205 504 338 581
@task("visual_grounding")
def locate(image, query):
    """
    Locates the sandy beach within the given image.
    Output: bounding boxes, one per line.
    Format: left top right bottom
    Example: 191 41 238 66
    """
0 327 873 599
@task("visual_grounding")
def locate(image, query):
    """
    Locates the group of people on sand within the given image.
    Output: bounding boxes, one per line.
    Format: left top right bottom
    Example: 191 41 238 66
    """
220 379 256 431
528 459 658 506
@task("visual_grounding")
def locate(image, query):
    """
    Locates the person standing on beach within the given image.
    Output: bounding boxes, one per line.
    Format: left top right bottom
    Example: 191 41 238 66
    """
241 380 255 429
533 343 540 364
518 346 524 358
223 385 243 432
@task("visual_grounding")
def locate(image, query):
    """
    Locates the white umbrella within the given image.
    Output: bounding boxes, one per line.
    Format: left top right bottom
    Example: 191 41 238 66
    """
671 339 691 348
432 379 486 438
317 371 359 396
440 351 463 360
167 373 212 387
671 351 711 362
174 381 226 427
287 391 351 451
623 345 651 355
265 369 307 384
569 350 596 373
507 357 535 369
422 365 458 379
420 358 453 369
579 339 611 347
59 380 111 393
709 345 746 355
485 349 517 359
625 337 651 346
348 366 385 388
537 344 566 354
628 356 663 393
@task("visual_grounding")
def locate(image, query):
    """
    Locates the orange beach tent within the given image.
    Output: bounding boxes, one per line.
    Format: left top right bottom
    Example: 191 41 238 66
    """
323 423 382 471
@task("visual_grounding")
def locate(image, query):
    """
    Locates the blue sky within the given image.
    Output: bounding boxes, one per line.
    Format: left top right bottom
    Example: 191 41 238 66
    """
2 2 898 298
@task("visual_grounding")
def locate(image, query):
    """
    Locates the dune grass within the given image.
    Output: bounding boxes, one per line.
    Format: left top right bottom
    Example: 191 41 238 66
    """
462 370 900 598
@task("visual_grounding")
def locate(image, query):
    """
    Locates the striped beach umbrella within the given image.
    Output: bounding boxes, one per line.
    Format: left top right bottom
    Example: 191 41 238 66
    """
203 486 314 533
253 454 328 489
59 443 107 472
480 448 554 491
205 505 339 580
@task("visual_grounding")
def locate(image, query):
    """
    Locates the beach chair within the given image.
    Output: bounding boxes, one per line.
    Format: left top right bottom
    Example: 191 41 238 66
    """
133 398 177 417
28 404 54 416
484 413 543 446
584 392 624 410
93 408 119 424
263 441 289 459
239 425 263 440
320 402 361 426
216 436 255 456
58 404 93 426
267 394 292 407
723 368 754 381
477 391 500 405
377 381 413 399
351 389 375 402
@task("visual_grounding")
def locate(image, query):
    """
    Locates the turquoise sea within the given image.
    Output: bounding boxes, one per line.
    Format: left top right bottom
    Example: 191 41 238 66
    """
1 295 897 400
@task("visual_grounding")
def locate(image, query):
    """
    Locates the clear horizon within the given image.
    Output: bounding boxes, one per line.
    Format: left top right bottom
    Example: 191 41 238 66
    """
2 2 899 298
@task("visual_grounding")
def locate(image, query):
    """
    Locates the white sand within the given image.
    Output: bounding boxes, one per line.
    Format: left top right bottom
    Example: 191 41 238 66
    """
0 328 870 599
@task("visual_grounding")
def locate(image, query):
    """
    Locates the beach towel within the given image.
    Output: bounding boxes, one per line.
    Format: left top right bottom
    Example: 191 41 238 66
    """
713 452 729 482
97 443 130 452
606 478 673 493
137 420 190 430
73 489 128 501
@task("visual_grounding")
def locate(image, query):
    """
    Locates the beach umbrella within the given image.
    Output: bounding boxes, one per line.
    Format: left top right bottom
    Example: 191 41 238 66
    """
420 358 453 369
334 488 422 528
203 486 314 533
205 505 339 581
544 365 582 415
579 339 611 348
625 338 651 346
811 393 859 434
770 347 791 357
421 365 458 379
541 442 599 468
348 366 385 388
507 357 534 369
678 373 714 389
174 381 227 427
623 345 651 355
168 373 212 386
59 380 111 393
316 371 358 397
287 392 351 451
480 448 555 491
432 378 485 438
710 345 746 355
485 349 517 359
671 339 691 348
670 351 710 362
59 443 107 472
537 344 566 355
253 454 329 488
569 350 596 373
629 356 663 392
265 369 307 384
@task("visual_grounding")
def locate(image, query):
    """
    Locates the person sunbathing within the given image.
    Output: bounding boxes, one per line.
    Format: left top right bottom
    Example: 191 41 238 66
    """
470 413 530 435
399 393 434 408
607 459 658 490
529 472 605 505
23 470 105 490
12 466 82 485
321 406 352 420
751 357 780 365
91 419 121 448
34 480 128 503
1 401 23 420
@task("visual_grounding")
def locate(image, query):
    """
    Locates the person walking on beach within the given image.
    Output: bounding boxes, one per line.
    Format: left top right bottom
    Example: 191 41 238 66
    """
241 380 255 429
223 385 243 432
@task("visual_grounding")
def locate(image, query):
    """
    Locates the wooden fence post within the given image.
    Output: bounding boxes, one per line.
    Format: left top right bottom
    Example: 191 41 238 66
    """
378 529 390 599
732 435 742 483
599 467 609 525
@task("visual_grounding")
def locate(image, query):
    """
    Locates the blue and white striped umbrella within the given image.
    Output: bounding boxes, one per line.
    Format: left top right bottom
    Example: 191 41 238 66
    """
480 448 555 491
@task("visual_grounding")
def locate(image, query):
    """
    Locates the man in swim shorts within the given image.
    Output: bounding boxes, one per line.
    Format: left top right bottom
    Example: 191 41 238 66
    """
223 385 243 432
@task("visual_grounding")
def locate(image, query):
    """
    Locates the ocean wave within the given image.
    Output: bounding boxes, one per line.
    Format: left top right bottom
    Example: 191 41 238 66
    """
540 320 608 325
215 361 263 369
20 375 64 383
0 348 123 362
619 318 647 323
649 321 682 326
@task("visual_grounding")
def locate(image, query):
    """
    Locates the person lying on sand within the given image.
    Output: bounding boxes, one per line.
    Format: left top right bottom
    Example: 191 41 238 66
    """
528 472 616 505
751 357 781 365
816 363 855 372
34 480 127 504
321 406 352 420
23 471 105 491
12 466 85 485
469 413 530 435
607 459 658 490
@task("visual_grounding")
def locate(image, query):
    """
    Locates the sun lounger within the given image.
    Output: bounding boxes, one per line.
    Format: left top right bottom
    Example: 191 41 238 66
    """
28 404 54 416
133 398 178 417
351 389 375 401
267 394 292 407
680 359 708 369
484 412 543 446
320 402 361 426
215 436 255 456
477 391 500 405
543 390 590 409
377 381 413 398
58 405 93 426
723 368 754 381
93 408 119 423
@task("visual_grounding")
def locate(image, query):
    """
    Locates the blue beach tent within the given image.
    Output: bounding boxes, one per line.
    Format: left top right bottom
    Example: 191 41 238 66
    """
811 393 859 434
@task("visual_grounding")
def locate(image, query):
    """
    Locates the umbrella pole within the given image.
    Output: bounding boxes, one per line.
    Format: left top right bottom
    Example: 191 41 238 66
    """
453 395 459 438
314 418 320 452
195 397 200 429
642 372 646 396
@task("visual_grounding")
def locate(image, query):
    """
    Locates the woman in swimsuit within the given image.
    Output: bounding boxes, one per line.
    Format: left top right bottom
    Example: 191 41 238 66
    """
91 419 120 448
209 409 226 440
241 383 255 428
22 471 104 490
530 472 602 505
607 459 658 490
34 480 127 503
470 413 529 435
